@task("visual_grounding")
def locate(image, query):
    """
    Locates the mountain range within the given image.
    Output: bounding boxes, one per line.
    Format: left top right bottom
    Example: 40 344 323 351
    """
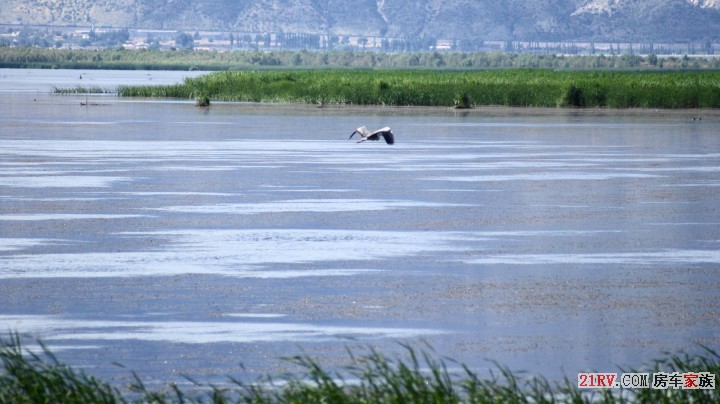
2 0 719 42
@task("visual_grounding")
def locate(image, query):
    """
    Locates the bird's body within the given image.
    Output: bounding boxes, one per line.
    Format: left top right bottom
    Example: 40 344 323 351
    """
349 126 395 145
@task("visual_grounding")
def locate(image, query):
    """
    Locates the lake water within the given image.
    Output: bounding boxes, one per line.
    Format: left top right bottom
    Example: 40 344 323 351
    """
1 69 719 389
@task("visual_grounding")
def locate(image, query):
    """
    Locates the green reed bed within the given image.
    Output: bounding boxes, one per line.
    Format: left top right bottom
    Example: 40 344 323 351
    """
52 85 115 94
2 333 718 403
116 69 720 109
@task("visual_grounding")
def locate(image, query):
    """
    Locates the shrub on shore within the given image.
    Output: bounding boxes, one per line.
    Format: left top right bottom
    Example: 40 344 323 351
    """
195 95 210 107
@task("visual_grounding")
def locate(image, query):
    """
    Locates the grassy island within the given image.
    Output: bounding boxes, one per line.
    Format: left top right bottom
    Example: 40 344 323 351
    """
116 69 720 109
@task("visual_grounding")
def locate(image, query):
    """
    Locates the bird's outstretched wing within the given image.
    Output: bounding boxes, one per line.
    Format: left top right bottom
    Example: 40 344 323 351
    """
381 131 394 145
372 127 394 145
349 126 370 141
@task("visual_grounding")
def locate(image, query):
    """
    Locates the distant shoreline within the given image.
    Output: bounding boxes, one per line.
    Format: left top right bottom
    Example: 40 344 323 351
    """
39 93 720 115
3 46 720 71
187 101 720 116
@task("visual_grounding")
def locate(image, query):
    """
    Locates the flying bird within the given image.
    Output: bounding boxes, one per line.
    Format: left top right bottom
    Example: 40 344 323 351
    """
349 126 395 145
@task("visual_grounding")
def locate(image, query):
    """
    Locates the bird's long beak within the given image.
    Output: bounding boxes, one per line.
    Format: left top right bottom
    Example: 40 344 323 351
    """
349 131 358 140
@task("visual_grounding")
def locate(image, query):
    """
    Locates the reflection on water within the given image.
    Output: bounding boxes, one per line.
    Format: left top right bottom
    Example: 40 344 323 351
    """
1 70 719 386
151 198 466 214
467 249 720 265
0 314 444 344
2 229 468 278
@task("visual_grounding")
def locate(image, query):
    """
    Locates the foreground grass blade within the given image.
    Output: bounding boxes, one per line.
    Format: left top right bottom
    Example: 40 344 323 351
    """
1 333 718 403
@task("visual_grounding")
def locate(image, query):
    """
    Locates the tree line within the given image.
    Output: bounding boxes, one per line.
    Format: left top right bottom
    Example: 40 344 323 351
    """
1 46 719 71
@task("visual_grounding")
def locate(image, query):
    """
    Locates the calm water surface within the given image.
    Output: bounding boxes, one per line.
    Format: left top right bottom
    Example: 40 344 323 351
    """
1 69 719 388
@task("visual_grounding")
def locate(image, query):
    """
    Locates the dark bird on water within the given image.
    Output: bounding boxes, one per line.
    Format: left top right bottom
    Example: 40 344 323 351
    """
349 126 395 145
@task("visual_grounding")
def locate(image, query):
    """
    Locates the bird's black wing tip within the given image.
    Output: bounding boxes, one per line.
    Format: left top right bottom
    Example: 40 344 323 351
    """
383 131 395 145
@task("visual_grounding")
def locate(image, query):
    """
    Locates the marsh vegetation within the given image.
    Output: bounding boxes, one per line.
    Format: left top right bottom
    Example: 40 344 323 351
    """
115 69 720 109
1 334 718 403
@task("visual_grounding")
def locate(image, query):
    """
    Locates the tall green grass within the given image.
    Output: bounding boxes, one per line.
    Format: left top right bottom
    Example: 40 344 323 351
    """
2 333 718 403
117 69 720 108
52 85 114 94
0 333 121 403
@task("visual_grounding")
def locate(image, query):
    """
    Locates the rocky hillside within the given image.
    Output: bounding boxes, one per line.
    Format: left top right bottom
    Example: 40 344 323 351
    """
2 0 719 42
